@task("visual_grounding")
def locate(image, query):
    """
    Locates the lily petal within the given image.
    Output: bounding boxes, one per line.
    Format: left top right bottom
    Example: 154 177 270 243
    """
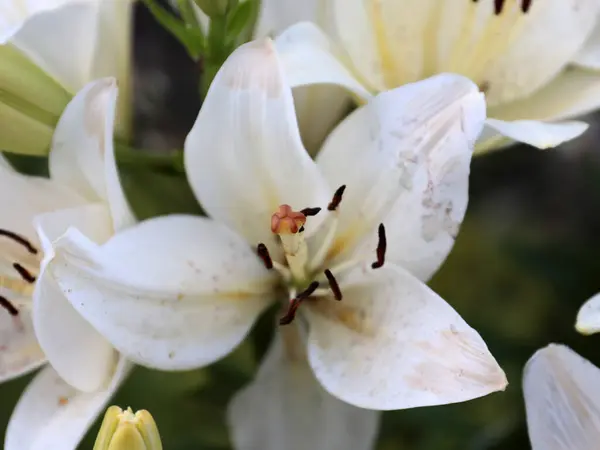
317 73 484 281
523 344 600 450
274 22 370 154
0 0 76 43
256 0 321 37
483 118 588 150
33 204 116 393
305 263 507 410
0 298 45 383
49 78 135 231
5 355 131 450
572 21 600 70
228 327 380 450
576 292 600 335
184 39 330 248
47 215 277 370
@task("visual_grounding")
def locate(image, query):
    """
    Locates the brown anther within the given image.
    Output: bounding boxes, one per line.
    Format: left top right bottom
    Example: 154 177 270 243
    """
324 269 342 301
271 204 307 235
279 281 320 325
521 0 532 13
327 185 346 211
300 207 321 217
493 0 505 15
13 263 36 283
371 223 387 269
0 295 19 316
256 243 273 269
0 229 38 255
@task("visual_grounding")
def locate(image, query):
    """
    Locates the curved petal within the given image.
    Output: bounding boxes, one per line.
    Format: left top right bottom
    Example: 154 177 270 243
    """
5 355 131 450
317 73 484 281
0 0 77 43
483 118 588 150
489 69 600 122
33 204 116 393
49 78 135 231
228 327 380 450
305 264 507 410
46 215 277 370
523 344 600 450
572 20 600 70
9 1 101 92
576 292 600 335
184 39 330 249
256 0 321 37
0 298 45 383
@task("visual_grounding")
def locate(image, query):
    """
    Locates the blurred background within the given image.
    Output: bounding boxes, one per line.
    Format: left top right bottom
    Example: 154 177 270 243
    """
3 2 600 449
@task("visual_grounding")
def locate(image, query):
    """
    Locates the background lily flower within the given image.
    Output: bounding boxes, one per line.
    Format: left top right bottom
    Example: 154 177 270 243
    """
0 0 133 155
0 78 135 450
43 38 506 449
523 344 600 449
259 0 600 153
576 291 600 334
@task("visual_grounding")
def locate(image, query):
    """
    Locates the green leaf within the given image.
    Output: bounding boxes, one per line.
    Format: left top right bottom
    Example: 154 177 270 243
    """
225 1 254 40
142 0 204 59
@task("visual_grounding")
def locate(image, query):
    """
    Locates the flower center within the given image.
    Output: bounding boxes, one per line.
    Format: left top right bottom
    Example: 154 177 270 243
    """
0 229 40 317
256 186 387 325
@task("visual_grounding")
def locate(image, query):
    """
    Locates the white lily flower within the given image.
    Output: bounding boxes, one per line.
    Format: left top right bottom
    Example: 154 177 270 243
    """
576 292 600 335
0 0 133 155
523 344 600 449
44 39 507 449
259 0 600 153
1 78 135 450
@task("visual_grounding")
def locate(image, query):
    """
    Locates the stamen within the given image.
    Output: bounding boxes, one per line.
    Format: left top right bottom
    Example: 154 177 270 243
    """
279 281 319 325
271 205 306 235
327 185 346 211
0 295 19 316
0 229 38 255
256 243 273 269
371 223 387 269
521 0 532 13
324 269 342 301
493 0 505 15
13 263 36 283
300 207 321 217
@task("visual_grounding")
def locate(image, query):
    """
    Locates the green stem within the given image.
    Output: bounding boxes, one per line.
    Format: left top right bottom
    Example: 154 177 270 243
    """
114 143 185 173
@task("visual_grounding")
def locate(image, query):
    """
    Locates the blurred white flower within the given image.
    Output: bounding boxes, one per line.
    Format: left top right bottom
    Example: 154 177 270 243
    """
0 78 135 450
576 292 600 334
0 0 133 155
523 344 600 449
43 39 506 449
259 0 600 153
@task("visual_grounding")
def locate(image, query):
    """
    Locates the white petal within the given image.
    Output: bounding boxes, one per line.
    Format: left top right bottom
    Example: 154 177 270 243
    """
489 69 600 122
5 355 131 450
305 263 507 410
47 215 277 370
572 20 600 70
275 22 370 99
0 298 45 383
0 0 77 43
484 118 588 150
33 204 116 393
317 73 484 281
523 344 600 450
9 1 102 92
228 328 380 450
256 0 321 37
49 78 135 231
576 292 600 335
184 39 331 248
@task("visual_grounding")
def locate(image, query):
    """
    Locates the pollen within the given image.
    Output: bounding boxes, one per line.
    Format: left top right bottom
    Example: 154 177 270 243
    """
271 204 307 235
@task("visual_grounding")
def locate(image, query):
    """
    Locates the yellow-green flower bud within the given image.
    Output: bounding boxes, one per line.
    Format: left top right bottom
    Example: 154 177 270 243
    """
193 0 232 17
93 406 163 450
0 44 71 155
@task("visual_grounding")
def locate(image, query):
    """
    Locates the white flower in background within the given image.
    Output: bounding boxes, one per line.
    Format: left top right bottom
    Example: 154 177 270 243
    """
576 292 600 334
0 78 135 450
0 0 133 155
44 39 506 449
523 344 600 449
258 0 600 153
